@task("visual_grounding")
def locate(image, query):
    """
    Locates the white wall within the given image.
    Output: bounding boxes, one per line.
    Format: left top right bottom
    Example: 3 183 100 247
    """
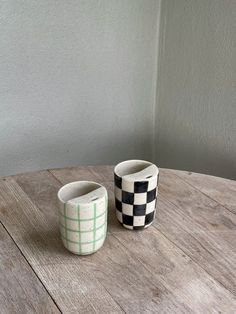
155 0 236 179
1 0 235 179
0 0 160 176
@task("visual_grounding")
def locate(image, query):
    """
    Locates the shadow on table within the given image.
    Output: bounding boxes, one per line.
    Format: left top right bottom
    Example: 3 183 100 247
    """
21 206 123 262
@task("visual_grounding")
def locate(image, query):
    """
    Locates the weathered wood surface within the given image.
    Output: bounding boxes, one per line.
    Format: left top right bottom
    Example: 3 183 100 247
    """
0 166 235 313
0 222 59 314
172 169 236 215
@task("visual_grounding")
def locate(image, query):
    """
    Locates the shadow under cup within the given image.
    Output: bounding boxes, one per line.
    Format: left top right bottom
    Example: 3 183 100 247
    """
114 160 159 230
57 181 108 255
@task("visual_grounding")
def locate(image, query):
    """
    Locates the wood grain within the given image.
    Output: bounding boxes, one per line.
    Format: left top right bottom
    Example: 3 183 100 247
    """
50 165 114 184
52 168 235 310
0 222 59 314
0 174 193 313
171 169 236 215
0 176 123 313
153 169 236 295
0 166 236 313
113 229 236 313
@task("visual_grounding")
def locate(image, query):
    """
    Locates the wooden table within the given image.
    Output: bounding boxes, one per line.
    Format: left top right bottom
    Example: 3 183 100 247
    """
0 166 236 313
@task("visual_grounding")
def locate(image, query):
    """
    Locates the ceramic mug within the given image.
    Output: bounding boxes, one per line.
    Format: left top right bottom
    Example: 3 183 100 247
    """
114 160 159 230
57 181 108 255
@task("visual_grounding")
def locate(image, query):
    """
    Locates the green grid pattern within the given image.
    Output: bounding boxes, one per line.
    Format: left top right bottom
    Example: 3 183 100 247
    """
61 196 107 254
59 221 106 233
61 233 105 245
59 209 106 221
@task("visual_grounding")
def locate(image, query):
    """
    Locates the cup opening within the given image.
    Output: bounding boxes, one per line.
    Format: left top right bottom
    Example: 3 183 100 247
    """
58 181 102 203
114 160 153 177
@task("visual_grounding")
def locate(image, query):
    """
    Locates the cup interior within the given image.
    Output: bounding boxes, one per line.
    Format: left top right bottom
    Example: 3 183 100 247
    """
58 181 102 203
114 160 154 177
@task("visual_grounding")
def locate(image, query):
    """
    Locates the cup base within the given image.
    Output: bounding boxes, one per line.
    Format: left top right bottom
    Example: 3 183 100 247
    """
118 220 153 230
61 237 105 256
66 249 98 256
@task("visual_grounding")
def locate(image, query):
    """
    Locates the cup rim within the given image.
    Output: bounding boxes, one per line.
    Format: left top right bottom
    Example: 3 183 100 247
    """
114 159 159 178
57 180 105 204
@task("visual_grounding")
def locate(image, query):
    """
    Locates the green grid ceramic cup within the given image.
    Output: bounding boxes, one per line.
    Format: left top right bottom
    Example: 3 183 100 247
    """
57 181 108 255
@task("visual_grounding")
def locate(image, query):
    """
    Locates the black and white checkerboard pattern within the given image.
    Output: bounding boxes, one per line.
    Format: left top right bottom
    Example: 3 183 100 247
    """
114 173 159 230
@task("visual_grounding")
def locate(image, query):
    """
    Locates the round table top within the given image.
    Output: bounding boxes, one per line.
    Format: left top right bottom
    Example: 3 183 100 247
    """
0 166 236 313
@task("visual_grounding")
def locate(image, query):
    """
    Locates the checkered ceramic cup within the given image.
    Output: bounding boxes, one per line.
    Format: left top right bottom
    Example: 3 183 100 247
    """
114 160 159 230
57 181 108 255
